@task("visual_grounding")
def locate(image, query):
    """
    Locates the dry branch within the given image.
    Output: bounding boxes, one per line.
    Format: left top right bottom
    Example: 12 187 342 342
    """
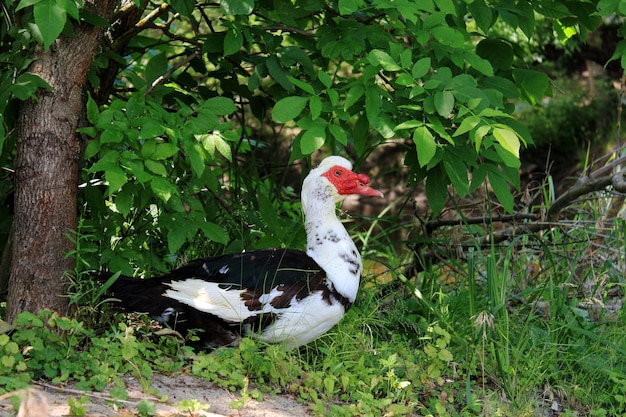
411 149 626 275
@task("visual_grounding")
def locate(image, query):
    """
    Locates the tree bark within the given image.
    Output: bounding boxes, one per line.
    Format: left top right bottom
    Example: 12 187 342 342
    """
6 1 117 323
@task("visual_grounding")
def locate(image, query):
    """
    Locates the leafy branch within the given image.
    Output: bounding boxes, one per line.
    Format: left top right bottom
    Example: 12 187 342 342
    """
412 147 626 274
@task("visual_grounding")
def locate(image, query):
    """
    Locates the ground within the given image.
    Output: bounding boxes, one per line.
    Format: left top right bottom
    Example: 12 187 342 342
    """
2 374 312 417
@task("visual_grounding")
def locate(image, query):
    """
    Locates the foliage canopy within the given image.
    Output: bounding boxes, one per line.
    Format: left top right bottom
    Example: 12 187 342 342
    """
0 0 621 271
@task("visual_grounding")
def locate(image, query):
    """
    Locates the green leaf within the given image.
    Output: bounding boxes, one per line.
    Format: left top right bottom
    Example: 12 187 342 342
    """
513 69 550 105
201 97 237 115
434 0 456 15
11 73 52 100
395 73 414 86
100 125 124 144
34 0 67 50
188 143 206 177
476 39 513 71
272 96 308 123
327 88 339 106
400 49 412 69
494 143 521 169
344 84 364 110
472 124 491 151
224 30 243 56
535 0 570 18
2 355 15 369
467 0 495 32
152 143 179 160
267 56 294 91
199 222 229 244
141 139 157 158
488 169 514 213
309 95 322 120
371 115 395 139
300 124 326 154
213 134 232 161
463 52 494 77
434 90 454 117
114 189 134 217
126 160 152 183
221 0 254 15
425 165 448 215
16 0 43 11
145 159 168 176
56 0 79 19
431 26 465 48
145 53 168 85
413 126 437 167
328 124 348 145
168 224 195 254
137 400 157 417
138 120 165 140
169 0 195 17
516 0 535 37
438 348 453 362
469 164 487 193
365 86 382 120
492 126 520 158
197 132 232 161
480 76 519 100
150 177 178 202
84 139 100 159
86 93 99 125
288 77 316 95
258 192 281 235
453 115 480 137
426 114 453 144
367 50 401 71
598 0 619 15
105 167 128 194
318 70 332 88
338 0 361 14
412 57 431 79
395 120 423 130
443 152 469 197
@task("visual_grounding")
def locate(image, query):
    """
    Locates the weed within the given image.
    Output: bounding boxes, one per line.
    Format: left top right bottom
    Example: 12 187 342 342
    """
177 398 211 414
137 399 157 416
67 395 89 416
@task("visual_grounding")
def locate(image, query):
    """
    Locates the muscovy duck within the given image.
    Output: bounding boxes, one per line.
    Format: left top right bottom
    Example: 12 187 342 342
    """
101 156 383 348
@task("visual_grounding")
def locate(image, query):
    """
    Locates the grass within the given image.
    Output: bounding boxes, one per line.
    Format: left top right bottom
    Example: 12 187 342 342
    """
2 188 626 416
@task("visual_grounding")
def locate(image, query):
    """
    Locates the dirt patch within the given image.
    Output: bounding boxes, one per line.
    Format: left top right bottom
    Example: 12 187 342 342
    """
2 374 312 417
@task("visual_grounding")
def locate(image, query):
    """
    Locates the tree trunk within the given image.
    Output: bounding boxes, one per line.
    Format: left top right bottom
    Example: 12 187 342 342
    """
6 1 117 323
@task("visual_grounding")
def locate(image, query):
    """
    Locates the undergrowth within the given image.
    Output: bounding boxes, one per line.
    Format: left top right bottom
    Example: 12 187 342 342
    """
2 178 626 416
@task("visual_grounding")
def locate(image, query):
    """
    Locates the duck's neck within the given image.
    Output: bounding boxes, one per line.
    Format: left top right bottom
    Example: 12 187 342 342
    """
302 185 362 303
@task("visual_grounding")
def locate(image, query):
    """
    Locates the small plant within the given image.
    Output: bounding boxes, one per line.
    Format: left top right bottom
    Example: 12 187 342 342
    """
177 398 211 414
0 309 189 403
137 399 157 417
67 395 89 416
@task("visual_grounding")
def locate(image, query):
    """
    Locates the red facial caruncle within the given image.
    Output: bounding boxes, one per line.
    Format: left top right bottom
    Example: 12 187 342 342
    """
321 165 384 197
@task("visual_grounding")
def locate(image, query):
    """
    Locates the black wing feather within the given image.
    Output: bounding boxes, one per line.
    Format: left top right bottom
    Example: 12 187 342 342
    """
98 248 329 347
168 248 323 290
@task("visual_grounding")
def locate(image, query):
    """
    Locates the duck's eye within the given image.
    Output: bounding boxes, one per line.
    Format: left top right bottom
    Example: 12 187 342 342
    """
334 170 342 176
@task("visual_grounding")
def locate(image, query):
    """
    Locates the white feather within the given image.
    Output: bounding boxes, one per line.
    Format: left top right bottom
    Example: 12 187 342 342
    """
301 157 362 303
165 279 289 324
165 278 346 349
254 292 345 349
165 279 255 323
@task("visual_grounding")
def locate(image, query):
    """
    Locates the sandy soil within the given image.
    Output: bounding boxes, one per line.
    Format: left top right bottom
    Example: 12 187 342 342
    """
1 374 312 417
